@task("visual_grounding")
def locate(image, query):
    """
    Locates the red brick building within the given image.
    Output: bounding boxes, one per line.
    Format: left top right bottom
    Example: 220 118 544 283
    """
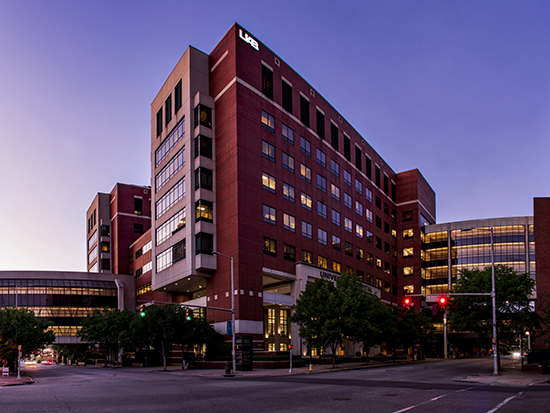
149 24 435 354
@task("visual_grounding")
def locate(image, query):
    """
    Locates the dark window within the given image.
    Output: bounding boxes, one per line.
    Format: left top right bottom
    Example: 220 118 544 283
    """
195 135 213 159
263 237 277 256
300 95 310 127
391 182 396 203
375 196 381 209
282 152 294 172
135 268 143 277
174 80 182 113
356 247 364 262
101 259 110 270
300 136 311 156
165 94 172 126
316 109 325 139
376 216 382 229
136 248 143 259
195 233 213 255
375 165 381 188
284 244 296 262
195 200 213 223
357 270 364 282
262 65 273 99
403 210 414 222
195 167 213 191
156 108 163 137
345 242 353 256
134 223 143 234
173 239 186 262
331 123 338 151
376 236 382 249
384 174 389 196
134 197 143 215
355 146 362 171
282 80 292 112
194 104 212 129
365 156 372 180
101 225 110 236
344 135 351 161
384 222 390 234
384 203 390 216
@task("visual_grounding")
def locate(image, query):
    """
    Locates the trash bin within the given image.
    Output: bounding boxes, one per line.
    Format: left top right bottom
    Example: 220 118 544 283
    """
225 362 232 375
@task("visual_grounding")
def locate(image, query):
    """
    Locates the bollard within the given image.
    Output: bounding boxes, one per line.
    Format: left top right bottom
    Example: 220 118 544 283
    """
309 363 312 372
225 362 232 375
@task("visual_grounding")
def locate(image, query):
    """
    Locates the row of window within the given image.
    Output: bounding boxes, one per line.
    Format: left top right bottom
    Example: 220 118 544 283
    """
260 65 396 200
156 177 186 220
156 118 185 167
263 237 398 289
156 80 183 137
135 261 152 277
156 147 185 193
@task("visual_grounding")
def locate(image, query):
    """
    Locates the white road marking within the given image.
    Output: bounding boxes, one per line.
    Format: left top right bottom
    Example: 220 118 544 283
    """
485 392 524 413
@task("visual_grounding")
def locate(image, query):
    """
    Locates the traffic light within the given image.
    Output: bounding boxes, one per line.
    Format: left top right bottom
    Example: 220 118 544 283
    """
438 295 448 308
404 297 411 308
186 308 191 321
140 304 145 317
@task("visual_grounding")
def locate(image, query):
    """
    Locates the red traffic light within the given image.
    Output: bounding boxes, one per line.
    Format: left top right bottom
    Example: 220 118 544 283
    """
404 297 411 306
438 296 448 306
289 345 294 349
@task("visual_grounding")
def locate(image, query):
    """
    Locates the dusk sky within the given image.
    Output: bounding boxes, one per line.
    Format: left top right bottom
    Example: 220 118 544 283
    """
1 0 548 271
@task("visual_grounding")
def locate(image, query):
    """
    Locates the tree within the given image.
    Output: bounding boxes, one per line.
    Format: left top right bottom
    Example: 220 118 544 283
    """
291 275 387 367
79 308 134 366
0 307 55 362
448 265 540 370
131 304 187 370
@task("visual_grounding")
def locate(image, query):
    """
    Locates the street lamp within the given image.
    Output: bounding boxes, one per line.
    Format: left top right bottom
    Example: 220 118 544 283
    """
490 228 498 376
213 251 236 375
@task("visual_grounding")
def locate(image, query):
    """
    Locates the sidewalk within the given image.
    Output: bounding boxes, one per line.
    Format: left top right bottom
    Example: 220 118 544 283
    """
453 357 550 387
0 371 34 387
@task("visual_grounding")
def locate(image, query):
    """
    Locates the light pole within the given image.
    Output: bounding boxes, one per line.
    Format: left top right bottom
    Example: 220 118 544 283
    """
213 251 236 375
490 228 498 376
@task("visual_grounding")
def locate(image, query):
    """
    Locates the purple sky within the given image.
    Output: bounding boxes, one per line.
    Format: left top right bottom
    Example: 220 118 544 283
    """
1 0 549 271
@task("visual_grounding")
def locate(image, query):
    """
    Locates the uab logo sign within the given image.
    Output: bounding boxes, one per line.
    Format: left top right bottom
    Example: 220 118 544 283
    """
239 29 259 51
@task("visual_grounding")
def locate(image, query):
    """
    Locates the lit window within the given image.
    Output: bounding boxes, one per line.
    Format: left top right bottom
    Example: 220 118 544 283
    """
316 148 326 166
356 224 364 238
283 182 295 202
263 205 276 225
194 104 212 128
403 229 414 239
356 201 363 216
344 217 352 232
302 250 313 263
366 208 373 223
403 266 414 276
282 152 294 172
331 184 340 200
262 141 275 162
262 172 276 193
261 110 275 131
301 192 312 210
356 247 364 261
301 164 311 182
282 123 294 144
263 237 276 256
195 200 213 223
333 261 341 273
283 213 296 232
302 221 312 239
318 228 327 245
404 285 414 294
318 255 328 269
403 247 414 257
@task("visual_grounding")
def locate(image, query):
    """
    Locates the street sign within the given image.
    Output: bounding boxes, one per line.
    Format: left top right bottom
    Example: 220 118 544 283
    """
227 321 232 337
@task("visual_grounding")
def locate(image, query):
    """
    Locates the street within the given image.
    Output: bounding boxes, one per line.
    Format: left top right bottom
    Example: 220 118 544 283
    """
2 358 549 412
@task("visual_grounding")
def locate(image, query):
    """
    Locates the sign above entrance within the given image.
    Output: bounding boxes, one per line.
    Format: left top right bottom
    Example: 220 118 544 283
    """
239 29 259 51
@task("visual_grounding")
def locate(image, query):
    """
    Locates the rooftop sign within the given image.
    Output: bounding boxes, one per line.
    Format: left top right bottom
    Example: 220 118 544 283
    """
239 29 259 51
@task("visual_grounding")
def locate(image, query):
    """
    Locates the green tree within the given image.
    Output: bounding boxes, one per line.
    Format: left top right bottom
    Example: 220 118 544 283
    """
291 275 387 367
0 307 55 362
79 308 135 366
448 265 539 370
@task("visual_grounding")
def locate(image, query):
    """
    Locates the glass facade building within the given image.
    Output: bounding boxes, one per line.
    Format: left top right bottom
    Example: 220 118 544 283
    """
422 218 534 296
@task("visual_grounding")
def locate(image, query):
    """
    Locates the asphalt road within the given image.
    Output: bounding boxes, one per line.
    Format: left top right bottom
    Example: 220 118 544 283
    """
2 358 548 413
